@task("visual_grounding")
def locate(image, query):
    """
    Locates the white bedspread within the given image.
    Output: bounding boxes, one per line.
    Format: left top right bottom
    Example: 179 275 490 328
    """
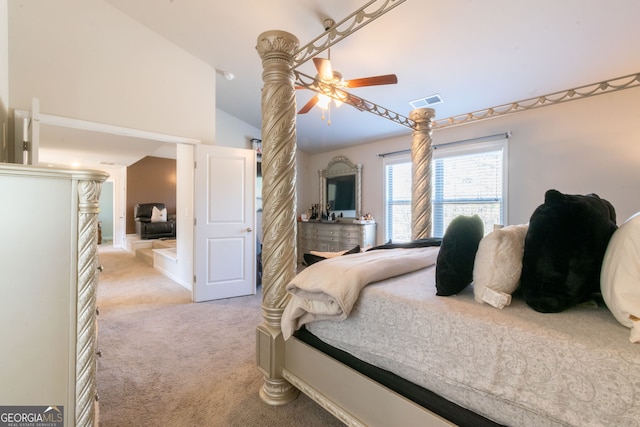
281 247 439 339
307 265 640 427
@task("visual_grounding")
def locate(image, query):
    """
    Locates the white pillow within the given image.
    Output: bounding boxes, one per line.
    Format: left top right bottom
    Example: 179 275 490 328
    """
473 223 529 309
601 212 640 343
151 206 167 222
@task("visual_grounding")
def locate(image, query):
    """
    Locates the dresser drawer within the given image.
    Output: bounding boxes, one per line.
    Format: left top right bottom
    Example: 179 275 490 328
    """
341 236 361 246
315 225 339 236
339 225 359 234
314 242 340 252
298 222 376 261
299 227 317 238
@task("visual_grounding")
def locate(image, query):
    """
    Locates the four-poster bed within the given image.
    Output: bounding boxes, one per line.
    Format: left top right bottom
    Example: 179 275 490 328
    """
255 2 640 426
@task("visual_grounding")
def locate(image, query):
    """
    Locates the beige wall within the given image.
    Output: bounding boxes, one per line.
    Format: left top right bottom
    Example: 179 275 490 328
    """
300 87 640 244
126 156 176 234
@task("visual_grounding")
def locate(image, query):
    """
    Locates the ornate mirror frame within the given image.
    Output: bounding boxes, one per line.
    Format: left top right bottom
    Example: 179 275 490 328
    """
319 155 362 219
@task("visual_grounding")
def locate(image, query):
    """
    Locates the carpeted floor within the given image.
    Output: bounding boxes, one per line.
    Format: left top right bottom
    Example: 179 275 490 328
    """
96 244 343 426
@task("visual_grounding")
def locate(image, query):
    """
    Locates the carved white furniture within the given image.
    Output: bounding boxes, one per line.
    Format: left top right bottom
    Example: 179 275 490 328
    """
297 222 376 262
0 164 108 427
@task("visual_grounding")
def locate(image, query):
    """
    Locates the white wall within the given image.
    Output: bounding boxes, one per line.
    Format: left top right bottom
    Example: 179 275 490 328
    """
216 109 261 149
176 143 195 290
8 0 216 144
300 87 640 244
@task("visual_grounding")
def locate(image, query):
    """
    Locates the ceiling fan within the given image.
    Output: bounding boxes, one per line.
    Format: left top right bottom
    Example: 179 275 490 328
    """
297 19 398 118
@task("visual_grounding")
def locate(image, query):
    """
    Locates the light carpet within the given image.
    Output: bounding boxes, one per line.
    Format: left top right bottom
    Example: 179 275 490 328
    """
96 245 343 426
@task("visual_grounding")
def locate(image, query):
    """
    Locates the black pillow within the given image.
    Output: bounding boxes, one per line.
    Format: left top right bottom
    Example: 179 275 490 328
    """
367 237 442 251
519 189 618 313
343 245 361 256
302 253 326 266
302 245 361 266
435 215 484 296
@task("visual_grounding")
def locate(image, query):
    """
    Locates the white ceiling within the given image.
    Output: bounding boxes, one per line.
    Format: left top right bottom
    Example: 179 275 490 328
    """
37 0 640 166
38 124 179 169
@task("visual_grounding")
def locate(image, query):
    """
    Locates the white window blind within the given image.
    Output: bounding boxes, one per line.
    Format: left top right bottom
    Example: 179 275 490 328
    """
383 138 507 241
384 157 413 242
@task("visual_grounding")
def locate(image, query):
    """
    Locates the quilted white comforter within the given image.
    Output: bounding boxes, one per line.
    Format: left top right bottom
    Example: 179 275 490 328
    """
307 264 640 427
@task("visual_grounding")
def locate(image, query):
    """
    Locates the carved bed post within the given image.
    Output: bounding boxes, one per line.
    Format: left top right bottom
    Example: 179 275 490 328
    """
255 30 300 405
76 177 103 427
410 108 436 240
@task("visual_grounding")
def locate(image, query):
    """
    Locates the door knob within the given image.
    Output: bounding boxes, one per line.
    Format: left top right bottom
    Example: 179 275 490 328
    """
246 227 253 232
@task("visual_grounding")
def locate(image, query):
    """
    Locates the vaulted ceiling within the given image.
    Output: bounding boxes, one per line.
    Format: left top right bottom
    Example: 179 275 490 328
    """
106 0 640 153
32 0 640 166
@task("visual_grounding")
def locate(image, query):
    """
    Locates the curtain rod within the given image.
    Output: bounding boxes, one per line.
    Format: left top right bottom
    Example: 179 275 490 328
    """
377 131 511 157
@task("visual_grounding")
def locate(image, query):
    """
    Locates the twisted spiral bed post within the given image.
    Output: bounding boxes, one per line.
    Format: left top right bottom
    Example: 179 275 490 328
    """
75 178 103 426
255 29 301 405
410 108 435 240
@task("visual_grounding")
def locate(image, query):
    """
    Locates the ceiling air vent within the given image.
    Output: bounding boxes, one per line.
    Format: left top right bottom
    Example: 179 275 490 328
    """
409 94 444 109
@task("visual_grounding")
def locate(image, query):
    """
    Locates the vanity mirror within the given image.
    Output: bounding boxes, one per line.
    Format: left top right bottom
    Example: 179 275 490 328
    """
319 156 362 219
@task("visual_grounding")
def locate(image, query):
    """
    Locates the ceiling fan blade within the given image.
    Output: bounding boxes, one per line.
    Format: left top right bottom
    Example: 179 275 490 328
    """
313 57 334 81
298 96 319 114
344 74 398 88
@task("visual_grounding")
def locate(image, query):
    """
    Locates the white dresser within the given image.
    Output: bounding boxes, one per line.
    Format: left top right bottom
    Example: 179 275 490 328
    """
298 221 376 262
0 164 108 427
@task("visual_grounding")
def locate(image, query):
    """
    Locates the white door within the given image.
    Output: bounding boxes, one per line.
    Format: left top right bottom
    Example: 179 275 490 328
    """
194 145 256 302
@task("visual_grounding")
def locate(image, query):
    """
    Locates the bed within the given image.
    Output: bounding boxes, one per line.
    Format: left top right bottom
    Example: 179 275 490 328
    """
254 15 640 427
280 246 640 426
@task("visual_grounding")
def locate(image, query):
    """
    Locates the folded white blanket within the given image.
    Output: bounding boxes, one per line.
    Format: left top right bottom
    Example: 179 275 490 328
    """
309 249 350 258
281 246 440 339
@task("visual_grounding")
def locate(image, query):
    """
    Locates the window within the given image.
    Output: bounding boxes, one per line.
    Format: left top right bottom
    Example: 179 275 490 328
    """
384 138 507 241
384 157 413 242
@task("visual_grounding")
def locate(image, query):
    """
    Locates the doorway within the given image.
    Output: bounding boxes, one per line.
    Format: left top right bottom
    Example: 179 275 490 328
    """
99 181 114 245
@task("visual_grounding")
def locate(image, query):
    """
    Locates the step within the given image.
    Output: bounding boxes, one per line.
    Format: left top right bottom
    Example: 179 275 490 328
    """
135 247 155 266
152 239 177 249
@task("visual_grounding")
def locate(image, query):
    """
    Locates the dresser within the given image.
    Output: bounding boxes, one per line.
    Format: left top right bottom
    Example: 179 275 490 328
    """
0 164 108 427
298 221 376 262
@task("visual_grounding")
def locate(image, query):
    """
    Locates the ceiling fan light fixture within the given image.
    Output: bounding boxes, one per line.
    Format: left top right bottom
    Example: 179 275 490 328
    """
317 94 331 109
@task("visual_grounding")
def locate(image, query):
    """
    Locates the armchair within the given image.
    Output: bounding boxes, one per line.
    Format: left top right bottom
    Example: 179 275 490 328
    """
134 202 176 240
